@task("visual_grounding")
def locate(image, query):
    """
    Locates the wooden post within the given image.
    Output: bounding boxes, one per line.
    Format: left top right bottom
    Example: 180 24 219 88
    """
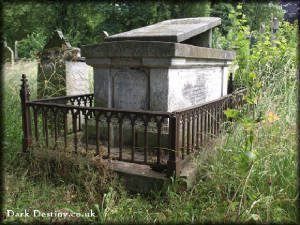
20 74 32 152
167 115 181 177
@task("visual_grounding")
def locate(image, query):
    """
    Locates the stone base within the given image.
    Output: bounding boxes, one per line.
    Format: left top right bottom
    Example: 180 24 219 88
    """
110 159 199 193
110 161 168 193
27 147 200 194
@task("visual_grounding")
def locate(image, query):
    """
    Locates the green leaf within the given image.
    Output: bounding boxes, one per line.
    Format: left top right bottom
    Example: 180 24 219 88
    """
224 109 240 119
233 156 241 162
93 204 101 215
255 81 262 88
237 5 242 10
228 13 234 19
248 72 257 80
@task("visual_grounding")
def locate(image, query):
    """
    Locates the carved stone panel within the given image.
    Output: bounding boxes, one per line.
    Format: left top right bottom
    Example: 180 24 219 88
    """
113 69 148 110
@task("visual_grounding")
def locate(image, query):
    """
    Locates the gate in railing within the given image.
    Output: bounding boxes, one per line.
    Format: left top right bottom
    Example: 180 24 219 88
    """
20 74 246 177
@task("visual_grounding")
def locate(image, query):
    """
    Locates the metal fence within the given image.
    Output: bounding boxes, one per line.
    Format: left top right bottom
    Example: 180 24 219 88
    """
20 74 246 177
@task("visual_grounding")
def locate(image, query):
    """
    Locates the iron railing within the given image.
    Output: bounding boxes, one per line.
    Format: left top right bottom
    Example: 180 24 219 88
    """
20 74 246 177
173 89 246 163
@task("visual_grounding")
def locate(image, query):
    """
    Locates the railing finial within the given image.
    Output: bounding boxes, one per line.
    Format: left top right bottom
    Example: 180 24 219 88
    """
20 74 32 152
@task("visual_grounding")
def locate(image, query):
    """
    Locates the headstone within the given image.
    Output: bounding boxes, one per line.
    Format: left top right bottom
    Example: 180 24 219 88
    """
82 17 235 147
270 17 278 47
37 30 89 98
2 41 14 65
273 17 279 30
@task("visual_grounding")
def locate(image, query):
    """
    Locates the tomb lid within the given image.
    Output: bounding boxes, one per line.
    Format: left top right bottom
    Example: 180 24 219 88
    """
44 30 72 49
105 17 221 43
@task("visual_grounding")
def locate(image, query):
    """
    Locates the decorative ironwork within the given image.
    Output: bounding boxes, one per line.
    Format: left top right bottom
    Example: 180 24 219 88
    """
20 74 246 177
173 89 246 160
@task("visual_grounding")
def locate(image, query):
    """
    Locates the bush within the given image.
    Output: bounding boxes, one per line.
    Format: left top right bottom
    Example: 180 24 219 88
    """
17 32 47 59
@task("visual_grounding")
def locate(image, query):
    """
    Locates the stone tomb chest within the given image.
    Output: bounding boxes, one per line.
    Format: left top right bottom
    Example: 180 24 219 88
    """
82 17 235 112
82 17 235 147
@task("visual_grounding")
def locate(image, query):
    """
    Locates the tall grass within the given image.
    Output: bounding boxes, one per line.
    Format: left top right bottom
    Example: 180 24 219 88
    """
2 60 99 224
3 60 37 164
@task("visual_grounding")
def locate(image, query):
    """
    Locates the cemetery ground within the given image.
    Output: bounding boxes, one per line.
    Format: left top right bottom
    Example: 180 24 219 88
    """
2 60 298 223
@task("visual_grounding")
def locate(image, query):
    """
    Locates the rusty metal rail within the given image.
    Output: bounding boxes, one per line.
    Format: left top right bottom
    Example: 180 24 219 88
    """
20 74 246 177
173 89 246 161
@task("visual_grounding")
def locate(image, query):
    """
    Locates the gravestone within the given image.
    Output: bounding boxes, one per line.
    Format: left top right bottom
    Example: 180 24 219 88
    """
2 41 14 65
37 30 89 98
82 17 235 147
259 23 266 34
271 17 279 47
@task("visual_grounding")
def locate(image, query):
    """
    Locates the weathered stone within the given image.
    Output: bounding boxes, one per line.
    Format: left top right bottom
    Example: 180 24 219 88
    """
113 68 149 110
81 17 235 148
88 57 231 112
82 41 235 60
44 30 71 49
2 42 14 65
37 31 89 99
105 17 221 47
66 61 89 95
182 29 212 48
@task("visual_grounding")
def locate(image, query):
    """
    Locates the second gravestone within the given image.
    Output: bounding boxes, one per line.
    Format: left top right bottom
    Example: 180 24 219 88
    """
37 30 89 99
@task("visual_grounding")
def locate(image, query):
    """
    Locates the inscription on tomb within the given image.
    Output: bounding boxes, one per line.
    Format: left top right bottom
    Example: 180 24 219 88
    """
113 69 148 110
182 78 206 105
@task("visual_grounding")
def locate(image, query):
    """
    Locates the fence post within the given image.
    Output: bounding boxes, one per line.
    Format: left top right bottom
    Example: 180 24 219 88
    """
20 74 32 152
167 115 181 177
227 72 234 94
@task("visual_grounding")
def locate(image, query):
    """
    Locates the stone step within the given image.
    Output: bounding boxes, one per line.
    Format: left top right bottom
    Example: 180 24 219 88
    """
27 147 199 194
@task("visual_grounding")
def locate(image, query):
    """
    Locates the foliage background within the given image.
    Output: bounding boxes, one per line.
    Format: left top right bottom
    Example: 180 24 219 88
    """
2 1 286 59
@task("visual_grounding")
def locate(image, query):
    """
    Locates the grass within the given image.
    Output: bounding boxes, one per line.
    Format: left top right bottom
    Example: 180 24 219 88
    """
2 53 298 224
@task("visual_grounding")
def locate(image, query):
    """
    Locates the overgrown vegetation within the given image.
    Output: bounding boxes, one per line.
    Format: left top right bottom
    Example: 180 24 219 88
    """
3 1 210 59
2 2 298 224
3 1 286 59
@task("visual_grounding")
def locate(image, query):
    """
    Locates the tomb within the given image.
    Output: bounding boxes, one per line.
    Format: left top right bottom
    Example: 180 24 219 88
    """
82 17 234 112
81 17 235 147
